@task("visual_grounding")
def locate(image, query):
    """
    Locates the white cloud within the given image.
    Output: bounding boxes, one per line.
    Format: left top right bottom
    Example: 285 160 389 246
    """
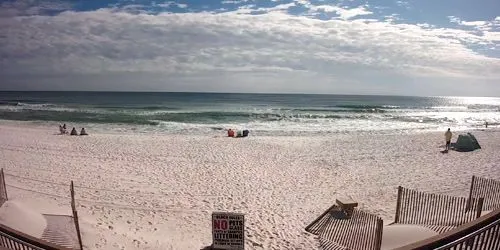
460 21 487 26
156 1 189 9
395 0 411 9
448 16 500 33
221 0 251 4
0 4 499 95
292 1 372 20
384 13 400 23
448 16 461 24
306 5 372 20
244 2 296 14
483 31 500 42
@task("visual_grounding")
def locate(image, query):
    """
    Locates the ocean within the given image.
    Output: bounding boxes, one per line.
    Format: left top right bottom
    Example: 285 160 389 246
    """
1 91 499 136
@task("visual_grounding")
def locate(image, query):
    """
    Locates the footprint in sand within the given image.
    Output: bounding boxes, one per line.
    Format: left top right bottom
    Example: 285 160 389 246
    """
251 241 264 248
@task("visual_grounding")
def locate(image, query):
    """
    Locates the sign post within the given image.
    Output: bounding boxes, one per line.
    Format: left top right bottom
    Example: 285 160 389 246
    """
212 212 245 250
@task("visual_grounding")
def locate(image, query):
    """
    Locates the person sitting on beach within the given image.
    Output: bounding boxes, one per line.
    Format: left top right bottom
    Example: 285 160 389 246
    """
80 128 88 136
59 125 66 134
444 128 452 151
63 124 67 130
227 129 235 137
70 127 78 136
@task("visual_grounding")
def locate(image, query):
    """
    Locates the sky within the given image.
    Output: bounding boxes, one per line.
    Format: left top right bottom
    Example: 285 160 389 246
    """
0 0 499 96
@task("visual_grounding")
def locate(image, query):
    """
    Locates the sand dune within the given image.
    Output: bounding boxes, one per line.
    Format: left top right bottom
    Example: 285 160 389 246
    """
1 122 499 249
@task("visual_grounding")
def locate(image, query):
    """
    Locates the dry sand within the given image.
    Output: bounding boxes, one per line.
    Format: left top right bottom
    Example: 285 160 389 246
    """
0 200 47 237
1 122 499 250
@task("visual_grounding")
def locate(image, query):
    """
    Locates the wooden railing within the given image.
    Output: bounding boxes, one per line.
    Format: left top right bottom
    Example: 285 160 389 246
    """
0 223 72 250
435 216 500 250
394 208 500 250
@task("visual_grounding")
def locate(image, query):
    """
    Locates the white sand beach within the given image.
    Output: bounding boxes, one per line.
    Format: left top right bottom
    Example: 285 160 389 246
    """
1 122 500 250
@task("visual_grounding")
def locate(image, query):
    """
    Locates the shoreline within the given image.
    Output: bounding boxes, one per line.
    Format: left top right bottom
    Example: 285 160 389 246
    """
1 119 496 137
1 122 500 249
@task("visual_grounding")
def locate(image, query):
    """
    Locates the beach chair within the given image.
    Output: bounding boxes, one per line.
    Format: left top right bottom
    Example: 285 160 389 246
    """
468 176 500 211
305 198 383 250
392 186 484 234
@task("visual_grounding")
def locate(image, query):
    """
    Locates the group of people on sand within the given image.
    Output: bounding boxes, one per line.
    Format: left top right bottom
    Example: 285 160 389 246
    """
59 124 88 136
227 129 249 138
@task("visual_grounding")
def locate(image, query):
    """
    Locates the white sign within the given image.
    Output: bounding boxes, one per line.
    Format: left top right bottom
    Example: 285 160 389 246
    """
212 212 245 249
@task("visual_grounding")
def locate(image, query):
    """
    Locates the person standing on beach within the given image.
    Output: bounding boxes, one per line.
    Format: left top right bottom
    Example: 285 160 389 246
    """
445 128 452 151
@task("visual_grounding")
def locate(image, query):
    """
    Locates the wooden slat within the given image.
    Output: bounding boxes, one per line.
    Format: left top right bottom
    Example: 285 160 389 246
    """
393 186 481 228
305 205 383 250
41 215 79 250
70 181 83 250
470 176 500 211
305 204 338 235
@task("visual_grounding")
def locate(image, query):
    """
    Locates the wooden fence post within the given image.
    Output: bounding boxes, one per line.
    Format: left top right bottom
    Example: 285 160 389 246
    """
394 186 403 223
0 168 8 208
71 181 84 250
466 176 476 212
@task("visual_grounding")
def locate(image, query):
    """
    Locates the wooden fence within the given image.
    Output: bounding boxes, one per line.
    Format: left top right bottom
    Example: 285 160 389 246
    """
70 182 83 250
0 169 7 208
394 186 484 232
305 204 383 250
468 176 500 211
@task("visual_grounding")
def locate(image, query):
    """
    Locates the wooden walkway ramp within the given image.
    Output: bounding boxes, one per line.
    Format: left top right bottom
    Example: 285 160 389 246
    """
42 215 80 250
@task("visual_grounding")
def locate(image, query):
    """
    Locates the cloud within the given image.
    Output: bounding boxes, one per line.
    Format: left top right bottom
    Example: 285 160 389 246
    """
384 13 400 24
0 2 500 95
307 5 373 20
156 1 188 9
460 21 487 26
448 16 461 24
235 2 295 14
448 15 500 33
222 0 251 4
291 1 372 20
395 1 410 9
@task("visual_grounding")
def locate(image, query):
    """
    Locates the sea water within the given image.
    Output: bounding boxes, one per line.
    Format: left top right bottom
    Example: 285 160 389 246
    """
1 91 499 136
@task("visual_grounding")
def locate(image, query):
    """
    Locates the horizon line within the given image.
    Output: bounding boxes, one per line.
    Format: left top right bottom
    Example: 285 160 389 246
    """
1 90 499 99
